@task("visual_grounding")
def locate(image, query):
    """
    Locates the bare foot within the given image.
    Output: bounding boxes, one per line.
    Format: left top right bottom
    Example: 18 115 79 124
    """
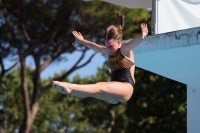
52 81 72 94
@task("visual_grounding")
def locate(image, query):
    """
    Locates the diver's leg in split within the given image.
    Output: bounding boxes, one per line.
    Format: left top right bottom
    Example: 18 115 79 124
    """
52 81 133 103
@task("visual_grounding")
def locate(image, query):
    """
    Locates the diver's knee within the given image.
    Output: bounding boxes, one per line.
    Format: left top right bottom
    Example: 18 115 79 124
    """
95 82 106 91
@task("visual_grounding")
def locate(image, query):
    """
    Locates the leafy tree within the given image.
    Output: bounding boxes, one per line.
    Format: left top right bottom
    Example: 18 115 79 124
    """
0 0 151 132
125 68 186 133
2 65 186 133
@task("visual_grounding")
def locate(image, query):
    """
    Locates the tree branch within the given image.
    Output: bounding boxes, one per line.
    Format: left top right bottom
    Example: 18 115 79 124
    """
38 21 64 56
58 48 96 79
39 43 63 73
75 51 96 70
2 6 17 41
42 49 96 92
24 18 64 57
0 56 5 76
0 0 3 7
0 57 19 80
15 9 31 43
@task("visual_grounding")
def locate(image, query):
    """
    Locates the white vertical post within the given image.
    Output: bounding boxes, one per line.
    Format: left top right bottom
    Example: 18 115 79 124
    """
187 85 200 133
151 0 156 35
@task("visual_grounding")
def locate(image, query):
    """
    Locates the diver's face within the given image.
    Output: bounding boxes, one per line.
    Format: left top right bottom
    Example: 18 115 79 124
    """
105 39 121 55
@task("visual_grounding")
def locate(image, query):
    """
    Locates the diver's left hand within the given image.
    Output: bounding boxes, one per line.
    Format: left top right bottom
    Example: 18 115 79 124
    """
141 23 148 39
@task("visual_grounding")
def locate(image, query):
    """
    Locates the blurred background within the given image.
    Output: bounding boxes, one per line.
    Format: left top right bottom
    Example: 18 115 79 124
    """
0 0 186 133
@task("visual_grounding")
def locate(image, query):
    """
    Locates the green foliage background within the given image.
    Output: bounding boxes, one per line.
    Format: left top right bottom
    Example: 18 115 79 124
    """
2 65 186 133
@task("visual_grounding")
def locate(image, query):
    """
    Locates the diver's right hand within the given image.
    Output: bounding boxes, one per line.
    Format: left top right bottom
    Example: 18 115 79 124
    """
72 31 84 45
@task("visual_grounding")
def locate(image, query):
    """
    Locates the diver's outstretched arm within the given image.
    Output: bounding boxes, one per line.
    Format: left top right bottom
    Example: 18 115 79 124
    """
122 23 148 51
72 31 108 55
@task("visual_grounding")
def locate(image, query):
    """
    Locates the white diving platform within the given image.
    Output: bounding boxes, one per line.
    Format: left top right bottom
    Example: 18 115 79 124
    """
133 26 200 133
133 26 200 89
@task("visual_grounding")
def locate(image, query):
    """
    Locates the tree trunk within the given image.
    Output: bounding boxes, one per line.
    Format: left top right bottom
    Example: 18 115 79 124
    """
18 54 34 133
107 110 116 133
0 110 5 133
19 54 42 133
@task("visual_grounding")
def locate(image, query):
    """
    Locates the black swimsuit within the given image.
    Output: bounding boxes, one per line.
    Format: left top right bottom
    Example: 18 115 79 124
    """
108 52 135 88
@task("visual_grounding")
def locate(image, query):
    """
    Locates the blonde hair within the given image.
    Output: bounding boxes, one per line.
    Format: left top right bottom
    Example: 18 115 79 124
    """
105 11 125 41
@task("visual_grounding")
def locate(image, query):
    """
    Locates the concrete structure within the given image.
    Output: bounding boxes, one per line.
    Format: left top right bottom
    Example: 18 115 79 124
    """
133 27 200 133
133 27 200 89
102 0 152 8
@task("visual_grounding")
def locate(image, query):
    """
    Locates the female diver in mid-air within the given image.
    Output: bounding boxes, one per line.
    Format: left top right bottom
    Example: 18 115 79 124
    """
52 11 148 104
